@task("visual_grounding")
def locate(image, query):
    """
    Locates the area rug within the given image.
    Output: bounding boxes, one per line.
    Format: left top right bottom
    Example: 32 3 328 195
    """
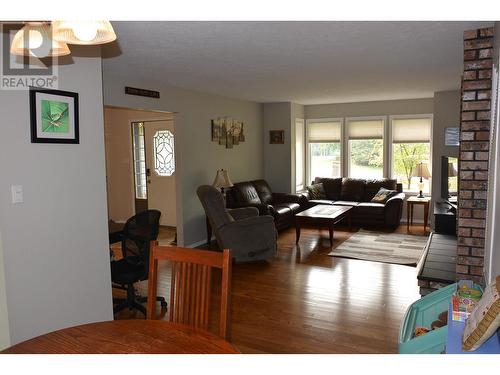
328 229 429 266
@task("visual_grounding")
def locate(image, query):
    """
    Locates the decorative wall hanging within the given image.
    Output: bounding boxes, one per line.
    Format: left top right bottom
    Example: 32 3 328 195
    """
269 130 284 144
30 87 79 144
444 127 459 146
211 118 245 149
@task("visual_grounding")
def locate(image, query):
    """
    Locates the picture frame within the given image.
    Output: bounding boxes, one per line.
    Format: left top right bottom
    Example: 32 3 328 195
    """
30 87 79 144
444 127 459 146
270 130 284 144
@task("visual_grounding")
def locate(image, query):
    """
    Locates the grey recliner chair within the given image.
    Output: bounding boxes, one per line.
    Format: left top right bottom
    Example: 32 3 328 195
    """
197 185 277 262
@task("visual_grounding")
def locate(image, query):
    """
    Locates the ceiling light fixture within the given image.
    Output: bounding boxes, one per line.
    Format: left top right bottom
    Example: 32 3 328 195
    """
52 21 117 45
10 22 70 57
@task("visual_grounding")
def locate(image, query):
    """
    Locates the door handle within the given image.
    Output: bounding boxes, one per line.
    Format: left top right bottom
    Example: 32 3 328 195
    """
146 168 151 177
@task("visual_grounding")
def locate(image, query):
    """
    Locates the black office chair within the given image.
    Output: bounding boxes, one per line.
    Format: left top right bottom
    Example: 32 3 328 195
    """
111 209 168 316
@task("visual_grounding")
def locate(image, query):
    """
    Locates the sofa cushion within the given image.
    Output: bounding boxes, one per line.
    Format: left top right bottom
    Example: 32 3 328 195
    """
356 202 385 215
253 179 274 205
314 177 342 200
232 182 261 205
333 201 360 207
364 179 397 202
307 183 327 200
340 178 366 201
371 187 397 204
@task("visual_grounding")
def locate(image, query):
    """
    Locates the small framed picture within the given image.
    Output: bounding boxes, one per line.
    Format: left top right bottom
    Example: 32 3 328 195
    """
270 130 284 144
30 87 79 144
444 127 459 146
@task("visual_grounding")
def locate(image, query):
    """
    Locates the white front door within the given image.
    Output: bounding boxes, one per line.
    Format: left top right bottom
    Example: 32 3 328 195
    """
144 120 176 227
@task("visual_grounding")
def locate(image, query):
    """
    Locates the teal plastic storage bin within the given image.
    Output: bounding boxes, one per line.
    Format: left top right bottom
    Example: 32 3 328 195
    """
398 283 456 354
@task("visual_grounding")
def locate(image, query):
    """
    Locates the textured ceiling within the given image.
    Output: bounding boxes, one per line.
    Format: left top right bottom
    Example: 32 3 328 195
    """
102 21 492 105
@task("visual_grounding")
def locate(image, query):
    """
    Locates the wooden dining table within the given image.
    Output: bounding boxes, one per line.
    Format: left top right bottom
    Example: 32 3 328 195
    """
2 320 239 354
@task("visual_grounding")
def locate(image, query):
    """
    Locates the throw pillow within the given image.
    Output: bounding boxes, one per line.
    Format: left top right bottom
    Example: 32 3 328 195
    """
307 183 327 200
462 275 500 351
370 187 396 204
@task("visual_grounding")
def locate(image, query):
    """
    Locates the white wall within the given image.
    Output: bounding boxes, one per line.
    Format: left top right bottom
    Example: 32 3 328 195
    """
102 74 264 247
484 22 500 283
0 49 113 344
0 231 10 350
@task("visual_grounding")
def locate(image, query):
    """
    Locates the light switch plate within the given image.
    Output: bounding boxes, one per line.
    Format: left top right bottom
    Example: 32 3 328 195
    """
11 185 23 204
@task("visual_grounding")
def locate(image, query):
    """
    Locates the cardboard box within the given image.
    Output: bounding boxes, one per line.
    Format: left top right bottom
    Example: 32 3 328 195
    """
451 280 483 322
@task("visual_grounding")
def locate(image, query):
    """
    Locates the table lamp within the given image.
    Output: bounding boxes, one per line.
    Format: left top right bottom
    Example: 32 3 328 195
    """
212 169 233 198
448 161 458 199
412 162 431 198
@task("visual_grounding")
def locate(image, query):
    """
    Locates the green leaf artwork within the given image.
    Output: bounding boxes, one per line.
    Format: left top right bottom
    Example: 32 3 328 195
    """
41 100 69 133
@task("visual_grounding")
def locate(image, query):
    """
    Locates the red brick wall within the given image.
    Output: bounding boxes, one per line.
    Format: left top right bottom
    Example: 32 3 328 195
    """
457 27 494 285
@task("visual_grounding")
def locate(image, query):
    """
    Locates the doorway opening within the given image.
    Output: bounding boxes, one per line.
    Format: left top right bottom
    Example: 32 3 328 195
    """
104 106 177 245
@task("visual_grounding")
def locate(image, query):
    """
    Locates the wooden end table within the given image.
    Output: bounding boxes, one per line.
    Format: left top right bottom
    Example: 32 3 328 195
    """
406 196 431 233
295 205 352 246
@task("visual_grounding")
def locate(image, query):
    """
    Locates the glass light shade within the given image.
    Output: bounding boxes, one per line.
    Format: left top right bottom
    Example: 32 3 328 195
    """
10 23 70 57
212 169 234 189
448 162 458 177
52 21 117 45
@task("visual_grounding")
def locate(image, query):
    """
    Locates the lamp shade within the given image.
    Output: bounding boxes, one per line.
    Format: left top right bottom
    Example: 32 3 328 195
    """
412 162 431 179
10 22 70 57
52 21 117 45
212 169 233 189
448 162 458 177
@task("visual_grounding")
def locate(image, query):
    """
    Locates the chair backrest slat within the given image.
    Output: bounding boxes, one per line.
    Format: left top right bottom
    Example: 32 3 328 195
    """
147 242 232 340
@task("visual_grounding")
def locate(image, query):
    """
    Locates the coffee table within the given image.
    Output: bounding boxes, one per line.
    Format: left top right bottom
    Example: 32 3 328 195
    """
295 205 353 246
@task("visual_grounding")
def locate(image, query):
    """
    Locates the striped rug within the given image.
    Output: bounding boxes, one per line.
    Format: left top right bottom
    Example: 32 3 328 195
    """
328 229 429 266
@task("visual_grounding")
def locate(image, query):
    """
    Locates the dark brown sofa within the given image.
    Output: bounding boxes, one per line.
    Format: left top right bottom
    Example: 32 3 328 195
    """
226 179 307 231
302 178 405 228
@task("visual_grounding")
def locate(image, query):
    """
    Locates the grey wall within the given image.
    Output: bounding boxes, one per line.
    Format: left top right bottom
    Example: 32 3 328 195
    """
262 102 304 193
0 231 10 350
431 90 461 227
102 74 264 247
305 98 434 118
0 50 113 345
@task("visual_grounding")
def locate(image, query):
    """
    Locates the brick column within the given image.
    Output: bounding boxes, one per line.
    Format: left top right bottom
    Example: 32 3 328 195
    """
457 27 494 285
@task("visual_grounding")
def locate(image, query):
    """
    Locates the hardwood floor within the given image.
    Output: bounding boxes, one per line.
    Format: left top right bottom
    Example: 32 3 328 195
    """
113 224 426 353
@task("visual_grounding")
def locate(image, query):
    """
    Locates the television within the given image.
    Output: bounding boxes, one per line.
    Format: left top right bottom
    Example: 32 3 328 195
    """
441 156 458 206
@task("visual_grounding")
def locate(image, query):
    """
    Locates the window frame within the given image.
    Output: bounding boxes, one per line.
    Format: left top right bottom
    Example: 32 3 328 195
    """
389 114 433 194
345 115 387 178
294 118 305 193
305 117 344 185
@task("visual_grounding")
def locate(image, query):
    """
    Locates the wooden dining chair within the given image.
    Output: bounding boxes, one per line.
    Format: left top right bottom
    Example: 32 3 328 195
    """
147 242 232 340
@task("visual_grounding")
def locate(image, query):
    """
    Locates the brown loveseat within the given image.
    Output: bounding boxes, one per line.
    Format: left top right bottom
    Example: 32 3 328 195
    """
226 179 307 231
302 178 405 228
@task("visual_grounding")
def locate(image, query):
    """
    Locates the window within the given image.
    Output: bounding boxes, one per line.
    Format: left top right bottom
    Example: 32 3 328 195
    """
295 119 305 192
131 122 147 199
347 118 384 178
153 130 175 176
391 117 432 193
307 120 342 181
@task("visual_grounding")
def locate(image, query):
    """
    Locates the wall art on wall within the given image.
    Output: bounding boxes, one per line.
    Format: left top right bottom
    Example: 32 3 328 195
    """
30 87 79 144
211 117 245 149
269 130 284 144
444 127 459 146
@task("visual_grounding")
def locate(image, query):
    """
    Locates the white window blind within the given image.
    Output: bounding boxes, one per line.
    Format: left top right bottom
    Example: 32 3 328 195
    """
347 119 384 139
307 121 341 142
392 118 432 143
